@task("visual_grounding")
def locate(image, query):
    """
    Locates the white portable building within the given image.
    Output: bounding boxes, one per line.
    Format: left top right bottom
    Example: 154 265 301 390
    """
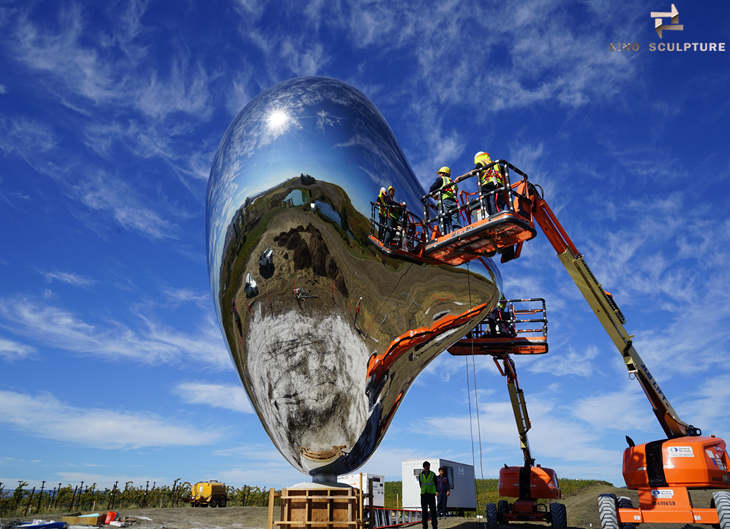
337 473 385 507
401 458 476 512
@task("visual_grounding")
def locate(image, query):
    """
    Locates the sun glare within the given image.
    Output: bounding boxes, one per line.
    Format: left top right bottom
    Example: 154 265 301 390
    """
266 109 289 131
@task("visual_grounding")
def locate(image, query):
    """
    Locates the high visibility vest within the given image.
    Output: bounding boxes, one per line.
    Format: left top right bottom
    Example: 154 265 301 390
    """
475 153 505 187
378 190 400 219
419 471 436 494
439 175 456 200
377 190 388 216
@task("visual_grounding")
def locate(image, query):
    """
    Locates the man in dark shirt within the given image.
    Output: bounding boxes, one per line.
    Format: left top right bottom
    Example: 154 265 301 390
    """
428 166 460 234
435 467 450 518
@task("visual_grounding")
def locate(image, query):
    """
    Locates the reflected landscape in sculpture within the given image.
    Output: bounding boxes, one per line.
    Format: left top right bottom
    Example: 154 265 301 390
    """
206 77 502 479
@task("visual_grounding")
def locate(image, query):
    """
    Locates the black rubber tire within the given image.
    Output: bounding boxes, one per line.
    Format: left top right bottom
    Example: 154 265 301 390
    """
550 502 567 529
486 503 498 529
598 494 619 529
617 497 636 529
713 491 730 529
497 500 509 523
220 497 227 508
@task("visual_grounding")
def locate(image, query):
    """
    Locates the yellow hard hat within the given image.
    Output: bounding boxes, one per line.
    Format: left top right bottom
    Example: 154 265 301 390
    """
387 185 394 191
437 166 451 176
474 152 491 166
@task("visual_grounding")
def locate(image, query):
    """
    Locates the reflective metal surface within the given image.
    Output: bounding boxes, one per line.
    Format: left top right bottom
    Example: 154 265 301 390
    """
206 77 502 479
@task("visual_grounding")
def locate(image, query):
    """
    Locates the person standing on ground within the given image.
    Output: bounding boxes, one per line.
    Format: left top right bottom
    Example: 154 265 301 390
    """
419 461 438 529
435 467 450 518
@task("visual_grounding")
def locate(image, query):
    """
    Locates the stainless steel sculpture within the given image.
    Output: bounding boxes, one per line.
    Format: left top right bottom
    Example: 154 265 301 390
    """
206 77 502 480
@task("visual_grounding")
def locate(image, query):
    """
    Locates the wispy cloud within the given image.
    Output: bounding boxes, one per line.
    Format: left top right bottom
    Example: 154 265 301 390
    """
42 270 96 287
0 117 57 159
0 337 35 361
0 390 222 449
0 84 6 94
214 443 282 459
0 296 231 370
72 171 177 240
161 287 211 308
173 382 253 414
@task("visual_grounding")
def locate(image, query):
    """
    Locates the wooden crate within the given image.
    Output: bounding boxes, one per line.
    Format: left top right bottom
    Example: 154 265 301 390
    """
267 485 367 529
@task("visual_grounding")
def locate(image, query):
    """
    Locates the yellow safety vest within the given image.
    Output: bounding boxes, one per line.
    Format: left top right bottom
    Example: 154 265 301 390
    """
419 471 436 494
378 190 400 219
439 176 456 200
475 153 505 187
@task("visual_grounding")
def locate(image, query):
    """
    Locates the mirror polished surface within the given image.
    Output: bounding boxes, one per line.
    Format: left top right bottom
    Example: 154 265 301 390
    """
207 77 502 479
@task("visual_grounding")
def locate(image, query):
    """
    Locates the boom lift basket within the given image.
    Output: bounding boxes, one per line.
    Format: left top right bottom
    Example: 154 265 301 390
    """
448 298 548 356
368 161 537 266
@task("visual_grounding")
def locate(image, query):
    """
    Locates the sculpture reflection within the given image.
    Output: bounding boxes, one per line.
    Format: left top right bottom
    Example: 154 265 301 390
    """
207 77 502 480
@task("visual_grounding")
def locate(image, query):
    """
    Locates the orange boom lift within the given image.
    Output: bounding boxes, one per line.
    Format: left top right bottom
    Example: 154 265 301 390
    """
448 299 565 529
367 160 730 529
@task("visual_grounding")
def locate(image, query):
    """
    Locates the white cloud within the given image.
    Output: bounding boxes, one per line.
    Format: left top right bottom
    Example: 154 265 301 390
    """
162 287 211 308
214 443 283 459
173 382 253 414
0 84 6 94
43 270 96 287
572 384 656 433
72 171 176 240
0 296 232 370
0 390 222 449
0 337 35 361
526 344 600 378
0 117 57 159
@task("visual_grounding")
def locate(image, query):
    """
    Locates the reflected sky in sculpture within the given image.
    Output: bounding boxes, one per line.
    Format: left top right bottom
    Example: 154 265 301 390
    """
206 77 501 479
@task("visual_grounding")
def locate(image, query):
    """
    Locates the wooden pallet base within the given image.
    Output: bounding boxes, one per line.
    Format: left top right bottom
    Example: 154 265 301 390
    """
267 483 368 529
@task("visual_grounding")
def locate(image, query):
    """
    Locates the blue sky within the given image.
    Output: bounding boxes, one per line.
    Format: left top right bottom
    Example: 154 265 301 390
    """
1 0 729 491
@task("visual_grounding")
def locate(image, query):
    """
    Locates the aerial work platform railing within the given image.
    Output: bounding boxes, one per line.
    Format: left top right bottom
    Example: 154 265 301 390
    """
368 161 536 265
448 298 548 356
370 507 422 529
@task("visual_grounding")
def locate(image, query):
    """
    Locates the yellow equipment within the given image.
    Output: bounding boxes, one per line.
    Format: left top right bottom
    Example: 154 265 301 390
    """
191 480 227 507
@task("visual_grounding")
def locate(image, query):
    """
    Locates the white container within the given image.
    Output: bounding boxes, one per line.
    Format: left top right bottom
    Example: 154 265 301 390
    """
401 458 476 512
337 473 385 507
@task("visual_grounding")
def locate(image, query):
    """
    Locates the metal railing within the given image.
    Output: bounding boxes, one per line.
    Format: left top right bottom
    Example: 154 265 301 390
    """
420 160 532 238
369 507 422 529
467 298 547 340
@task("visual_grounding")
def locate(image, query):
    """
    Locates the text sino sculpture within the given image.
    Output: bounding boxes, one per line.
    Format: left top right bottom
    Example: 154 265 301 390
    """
206 77 502 481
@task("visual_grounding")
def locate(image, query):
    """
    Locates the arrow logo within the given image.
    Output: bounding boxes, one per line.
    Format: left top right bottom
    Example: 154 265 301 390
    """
650 4 684 38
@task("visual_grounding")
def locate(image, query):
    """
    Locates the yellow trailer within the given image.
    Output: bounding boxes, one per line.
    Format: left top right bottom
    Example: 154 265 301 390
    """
191 480 227 507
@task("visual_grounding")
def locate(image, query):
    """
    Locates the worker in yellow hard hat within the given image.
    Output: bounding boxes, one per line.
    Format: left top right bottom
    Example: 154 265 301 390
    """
428 166 460 234
377 185 406 246
473 152 507 216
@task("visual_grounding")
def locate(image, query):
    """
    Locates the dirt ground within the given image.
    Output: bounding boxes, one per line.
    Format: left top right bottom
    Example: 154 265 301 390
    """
2 485 717 529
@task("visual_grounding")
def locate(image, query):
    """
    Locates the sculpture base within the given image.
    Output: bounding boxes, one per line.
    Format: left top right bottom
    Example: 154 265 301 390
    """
267 482 368 529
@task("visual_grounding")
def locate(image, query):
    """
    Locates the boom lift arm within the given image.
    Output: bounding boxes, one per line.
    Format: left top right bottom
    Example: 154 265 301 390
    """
528 185 699 439
495 355 535 467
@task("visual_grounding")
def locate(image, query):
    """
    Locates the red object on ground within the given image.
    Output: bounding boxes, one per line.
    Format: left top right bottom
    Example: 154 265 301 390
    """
105 511 118 524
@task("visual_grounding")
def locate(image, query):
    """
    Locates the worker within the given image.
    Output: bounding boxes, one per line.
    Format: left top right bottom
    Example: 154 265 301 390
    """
486 296 509 336
380 185 405 246
474 152 507 216
428 166 460 234
419 461 438 529
376 187 389 240
435 467 450 518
